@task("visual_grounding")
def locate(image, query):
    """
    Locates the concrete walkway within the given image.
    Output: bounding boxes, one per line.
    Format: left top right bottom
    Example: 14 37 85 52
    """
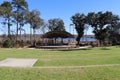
0 58 38 67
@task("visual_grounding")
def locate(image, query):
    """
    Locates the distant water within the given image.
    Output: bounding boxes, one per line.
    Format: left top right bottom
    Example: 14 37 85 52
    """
58 37 96 41
80 37 96 41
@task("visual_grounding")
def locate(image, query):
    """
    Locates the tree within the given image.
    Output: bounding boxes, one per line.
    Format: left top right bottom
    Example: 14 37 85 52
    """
18 11 27 41
12 0 28 41
48 18 65 44
48 18 65 31
87 11 119 46
0 1 13 39
109 22 120 45
26 10 33 44
39 22 48 34
26 10 44 47
71 13 86 45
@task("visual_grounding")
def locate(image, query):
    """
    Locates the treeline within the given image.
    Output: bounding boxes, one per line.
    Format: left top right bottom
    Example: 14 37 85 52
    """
0 0 65 48
71 11 120 46
0 0 45 47
0 0 120 48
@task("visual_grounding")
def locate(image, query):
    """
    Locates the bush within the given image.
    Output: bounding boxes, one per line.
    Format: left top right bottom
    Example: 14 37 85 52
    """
14 40 25 48
18 40 24 47
3 39 14 48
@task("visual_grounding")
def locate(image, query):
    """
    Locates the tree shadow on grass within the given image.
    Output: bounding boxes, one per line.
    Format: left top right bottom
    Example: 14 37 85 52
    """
100 47 111 50
58 47 92 51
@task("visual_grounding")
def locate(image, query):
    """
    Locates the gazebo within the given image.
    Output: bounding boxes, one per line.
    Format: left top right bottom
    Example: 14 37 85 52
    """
42 30 74 45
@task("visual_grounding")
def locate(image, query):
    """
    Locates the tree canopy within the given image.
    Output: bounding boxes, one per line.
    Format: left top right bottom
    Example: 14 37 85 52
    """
0 1 13 38
71 13 86 45
48 18 65 31
87 11 120 46
12 0 28 41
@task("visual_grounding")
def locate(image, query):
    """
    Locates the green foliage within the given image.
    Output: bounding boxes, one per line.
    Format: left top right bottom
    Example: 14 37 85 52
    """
71 11 120 46
3 39 14 48
12 0 28 9
87 11 120 46
18 40 24 47
0 1 13 38
26 10 44 30
48 18 65 31
109 23 120 45
71 13 86 45
26 10 44 47
12 0 28 41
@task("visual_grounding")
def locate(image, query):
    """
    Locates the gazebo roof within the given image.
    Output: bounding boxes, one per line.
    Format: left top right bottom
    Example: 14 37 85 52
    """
42 30 74 38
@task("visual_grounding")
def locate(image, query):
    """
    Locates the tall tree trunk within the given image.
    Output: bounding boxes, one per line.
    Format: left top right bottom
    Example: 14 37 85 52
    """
20 26 22 41
33 28 36 47
15 11 19 43
99 40 103 47
16 8 19 43
8 19 11 39
76 37 80 46
30 26 32 45
77 40 80 46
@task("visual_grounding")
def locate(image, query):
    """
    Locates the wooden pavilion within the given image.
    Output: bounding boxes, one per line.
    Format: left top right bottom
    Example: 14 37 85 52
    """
42 30 74 45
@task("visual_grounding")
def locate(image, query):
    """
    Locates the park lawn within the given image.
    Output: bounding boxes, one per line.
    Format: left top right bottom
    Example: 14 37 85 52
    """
0 46 119 66
0 46 120 80
0 66 120 80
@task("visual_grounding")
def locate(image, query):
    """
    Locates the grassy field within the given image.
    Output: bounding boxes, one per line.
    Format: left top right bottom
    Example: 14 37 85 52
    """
0 66 120 80
0 46 120 80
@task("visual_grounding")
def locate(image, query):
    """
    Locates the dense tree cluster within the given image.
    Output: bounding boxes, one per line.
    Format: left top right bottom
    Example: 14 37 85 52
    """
0 0 65 47
71 11 120 46
0 0 44 47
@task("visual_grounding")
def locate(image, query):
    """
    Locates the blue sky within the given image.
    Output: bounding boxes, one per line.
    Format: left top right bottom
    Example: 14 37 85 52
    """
0 0 120 35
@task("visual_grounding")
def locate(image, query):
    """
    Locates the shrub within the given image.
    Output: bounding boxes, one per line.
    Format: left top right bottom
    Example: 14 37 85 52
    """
3 39 14 48
18 40 24 47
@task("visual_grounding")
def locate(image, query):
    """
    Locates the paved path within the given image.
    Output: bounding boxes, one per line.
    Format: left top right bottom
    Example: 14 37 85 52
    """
0 58 38 67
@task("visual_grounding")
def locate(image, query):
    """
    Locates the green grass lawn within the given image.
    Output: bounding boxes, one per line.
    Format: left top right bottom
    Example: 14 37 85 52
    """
0 46 120 80
0 46 120 66
0 66 120 80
